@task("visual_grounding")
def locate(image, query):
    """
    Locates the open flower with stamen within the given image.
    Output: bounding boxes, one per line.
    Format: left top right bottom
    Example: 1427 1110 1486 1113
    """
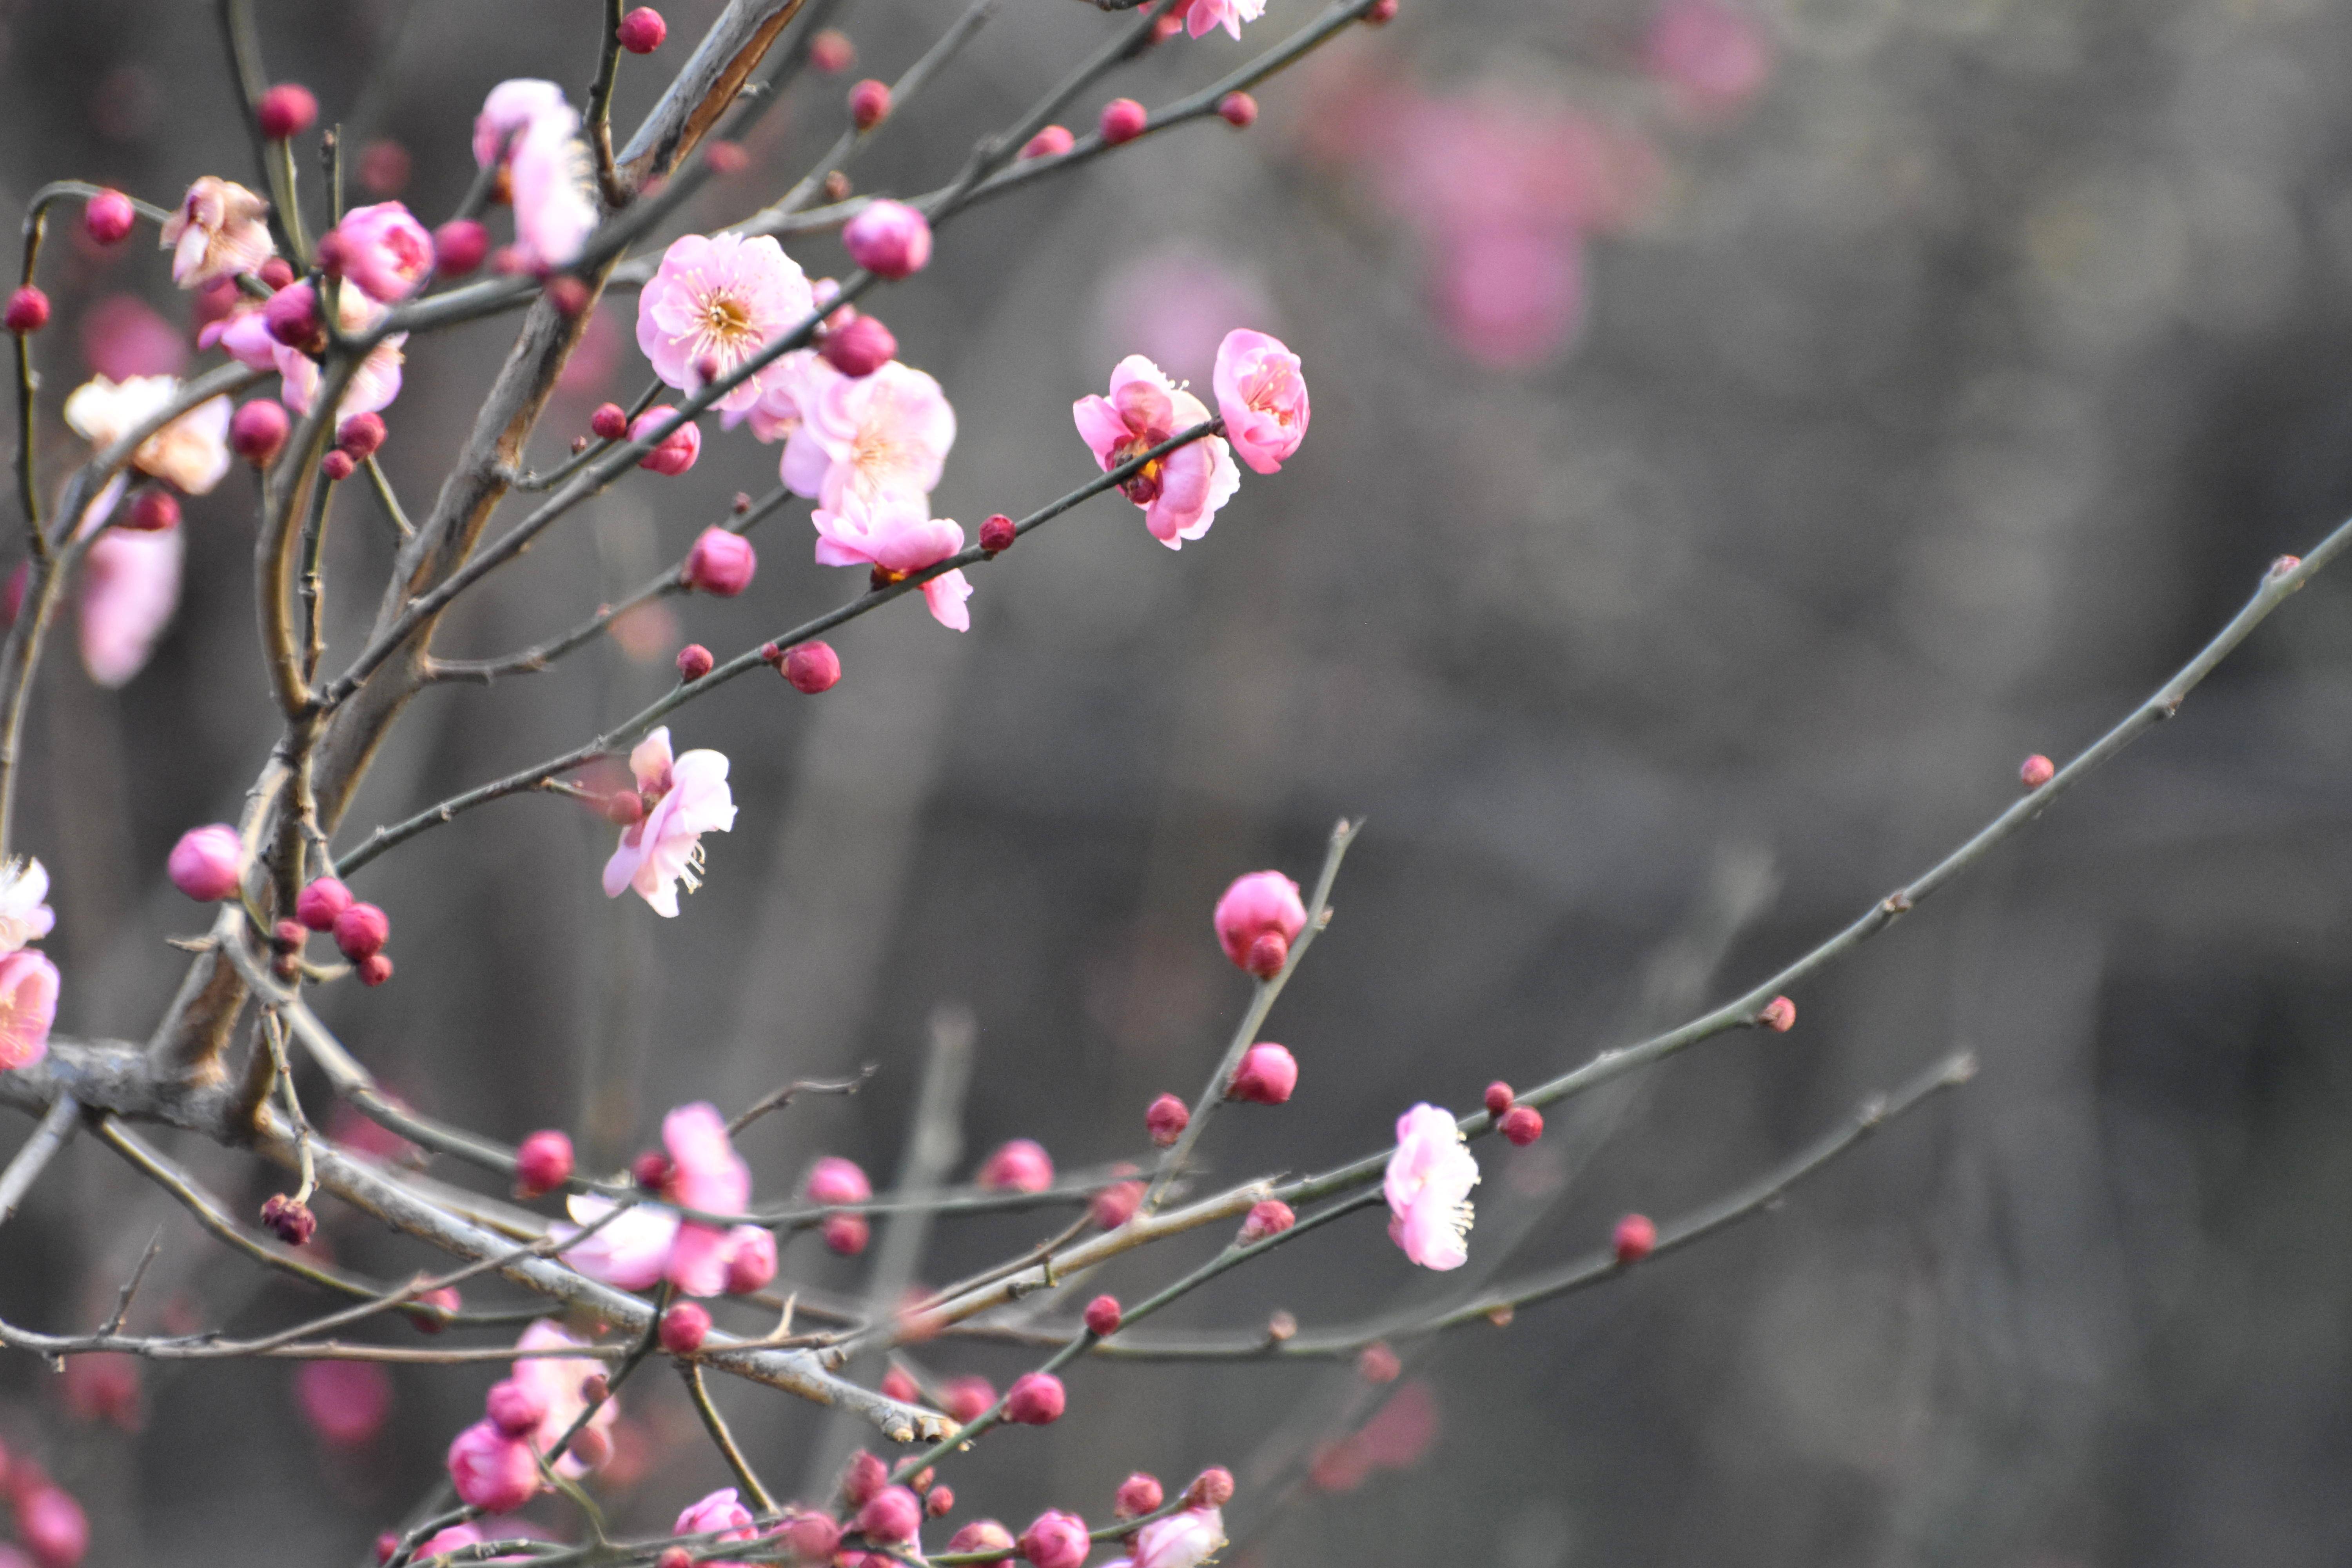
780 359 955 510
159 177 274 289
811 490 973 631
1385 1104 1478 1270
0 860 55 955
1212 328 1309 475
637 233 815 415
601 727 736 917
62 376 234 495
1073 355 1239 548
508 1319 617 1476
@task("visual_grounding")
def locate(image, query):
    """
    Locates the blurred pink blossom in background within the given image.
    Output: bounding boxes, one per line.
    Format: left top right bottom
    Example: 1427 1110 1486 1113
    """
78 295 185 380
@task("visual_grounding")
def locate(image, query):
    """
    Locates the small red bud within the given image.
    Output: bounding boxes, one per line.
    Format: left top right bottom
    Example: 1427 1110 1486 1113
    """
675 643 715 682
1114 1473 1163 1519
880 1366 919 1403
1185 1466 1236 1508
1145 1093 1189 1147
258 83 319 140
230 399 291 466
842 1450 889 1507
1363 0 1399 22
1242 929 1289 978
602 789 645 826
1357 1341 1401 1382
333 901 390 961
357 953 395 987
321 450 356 482
258 257 297 292
784 640 842 694
543 275 591 317
433 219 490 278
926 1486 955 1518
514 1130 575 1197
579 1371 610 1404
1217 92 1258 129
83 189 136 245
1483 1081 1514 1116
1099 98 1148 145
732 491 753 515
1238 1198 1294 1243
407 1286 460 1333
2019 753 2055 790
657 1550 691 1568
260 1193 317 1245
124 488 180 532
272 918 306 953
1083 1295 1122 1336
1004 1371 1066 1425
820 313 896 377
5 286 50 334
1023 125 1075 160
617 6 668 53
337 412 386 459
659 1301 710 1354
632 1151 673 1190
1759 994 1796 1032
295 876 352 931
1613 1212 1657 1265
590 403 629 442
849 78 892 131
759 641 784 667
823 169 853 202
979 513 1016 554
822 1212 871 1255
1499 1105 1544 1146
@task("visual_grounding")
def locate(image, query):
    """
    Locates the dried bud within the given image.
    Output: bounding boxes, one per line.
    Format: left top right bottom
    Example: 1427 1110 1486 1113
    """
357 953 395 987
231 399 291 466
1083 1294 1123 1337
1218 92 1259 129
1114 1472 1163 1518
659 1301 710 1354
632 1150 673 1190
124 488 180 533
842 1450 889 1508
2019 753 2055 789
822 170 854 202
260 1193 317 1246
926 1486 955 1518
822 1212 871 1255
1184 1466 1235 1508
617 6 667 53
1090 1179 1143 1231
5 286 51 335
514 1130 575 1197
321 450 356 482
733 491 753 514
337 411 386 459
485 1377 548 1438
820 313 896 377
1226 1042 1298 1105
433 218 490 279
1238 1199 1294 1243
784 640 842 694
1613 1212 1657 1265
675 643 715 682
1499 1105 1544 1146
1145 1092 1189 1146
83 189 136 246
1022 125 1076 160
979 513 1016 554
1099 98 1148 145
2270 554 2303 579
258 83 319 140
1357 1341 1401 1383
1483 1082 1515 1117
1005 1371 1066 1425
332 901 390 961
849 78 892 131
1759 994 1796 1033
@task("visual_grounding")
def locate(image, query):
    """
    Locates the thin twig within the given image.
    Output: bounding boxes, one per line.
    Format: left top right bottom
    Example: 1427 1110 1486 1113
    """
727 1064 876 1137
0 1093 78 1227
681 1361 779 1512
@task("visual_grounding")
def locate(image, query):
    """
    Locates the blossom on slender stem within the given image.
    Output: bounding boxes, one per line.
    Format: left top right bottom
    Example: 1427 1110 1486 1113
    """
509 1319 618 1475
601 727 736 916
636 233 815 415
841 200 932 279
274 288 408 423
1212 869 1306 975
62 376 234 495
1211 329 1308 475
1131 1506 1225 1568
1385 1104 1478 1270
1017 1510 1089 1568
318 202 436 303
1072 355 1239 548
781 360 956 511
1178 0 1266 40
475 82 596 271
159 177 274 288
446 1419 541 1512
0 860 55 954
0 949 60 1071
809 490 973 630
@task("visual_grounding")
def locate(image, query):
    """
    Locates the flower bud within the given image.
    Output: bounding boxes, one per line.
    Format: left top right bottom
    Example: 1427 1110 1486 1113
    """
272 918 305 954
1022 125 1075 160
569 1422 612 1468
358 953 395 987
785 1512 844 1561
1499 1105 1544 1146
1238 1199 1294 1243
1243 929 1288 977
1613 1212 1657 1265
337 411 386 459
617 6 667 52
434 218 490 278
978 1138 1054 1193
949 1520 1016 1554
1091 1178 1143 1230
1018 1510 1089 1568
322 450 356 482
18 1487 89 1568
1183 1467 1234 1508
1083 1295 1122 1336
1483 1081 1514 1116
806 1154 871 1207
704 140 748 175
167 824 243 902
1759 994 1796 1033
264 282 325 350
1005 1371 1066 1425
2020 753 2054 789
659 1301 710 1354
859 1485 922 1545
926 1486 955 1517
842 200 932 279
406 1285 460 1332
849 78 892 131
333 901 390 960
1226 1042 1297 1105
1099 98 1148 145
726 1225 777 1293
809 27 855 71
684 526 754 593
231 399 291 465
293 876 351 931
260 1193 317 1245
1357 1341 1401 1383
1145 1092 1189 1146
820 313 896 377
1214 870 1307 975
676 643 715 682
5 286 50 334
1218 92 1258 129
124 488 180 533
484 1377 548 1437
941 1374 995 1424
880 1366 919 1403
544 275 592 317
579 1371 609 1403
784 639 842 693
657 1551 691 1568
84 190 136 246
633 1151 673 1190
258 83 319 140
823 170 855 201
1114 1472 1162 1518
1364 0 1399 21
823 1212 871 1255
603 790 645 826
841 1450 889 1507
514 1129 575 1197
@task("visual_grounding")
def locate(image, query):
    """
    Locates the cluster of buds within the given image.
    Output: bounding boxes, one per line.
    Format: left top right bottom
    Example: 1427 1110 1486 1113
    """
294 875 396 986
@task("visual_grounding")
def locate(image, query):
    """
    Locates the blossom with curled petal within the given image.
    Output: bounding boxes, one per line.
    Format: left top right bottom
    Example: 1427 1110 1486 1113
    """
601 727 736 917
62 376 233 496
1384 1104 1477 1270
636 232 815 416
809 490 972 631
1211 328 1308 475
780 359 955 511
510 101 597 271
1072 355 1239 548
509 1319 617 1476
159 177 275 289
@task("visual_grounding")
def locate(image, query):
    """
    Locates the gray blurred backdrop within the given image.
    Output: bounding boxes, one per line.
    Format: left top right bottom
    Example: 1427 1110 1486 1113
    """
5 0 2352 1563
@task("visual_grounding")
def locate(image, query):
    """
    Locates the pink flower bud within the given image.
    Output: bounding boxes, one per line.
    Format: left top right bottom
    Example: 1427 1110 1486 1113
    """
935 1373 991 1424
124 488 180 532
726 1225 777 1293
1238 1199 1294 1243
406 1285 460 1332
5 286 50 334
603 789 645 826
1183 1467 1234 1508
1243 930 1288 976
1145 1093 1189 1147
617 6 668 52
1115 1472 1163 1518
263 281 324 350
858 1485 922 1545
1018 1509 1089 1568
1226 1042 1297 1105
433 218 490 278
1363 0 1399 22
842 1450 889 1507
1483 1081 1514 1116
784 639 842 693
1213 871 1307 975
260 1193 317 1245
809 27 856 70
447 1419 541 1513
18 1486 88 1568
588 403 630 443
849 78 893 130
294 876 351 931
514 1129 574 1196
633 1150 673 1189
823 1212 871 1254
842 200 932 279
332 900 390 961
570 1421 612 1470
2020 753 2055 789
1083 1295 1122 1336
1613 1212 1657 1265
978 1138 1054 1193
659 1300 710 1354
786 1513 844 1561
1357 1341 1401 1383
804 1155 871 1209
676 643 715 682
949 1521 1016 1554
322 203 436 303
684 526 753 593
1091 1179 1143 1230
1217 92 1258 129
544 276 592 316
1099 98 1148 145
357 953 395 987
977 513 1016 555
484 1377 548 1437
322 450 356 482
83 190 136 246
820 313 897 377
230 399 291 465
1759 994 1796 1032
258 83 319 140
657 1551 690 1568
167 824 242 902
1499 1105 1543 1146
881 1366 919 1403
337 411 386 459
1022 125 1075 160
927 1486 956 1517
1005 1371 1065 1425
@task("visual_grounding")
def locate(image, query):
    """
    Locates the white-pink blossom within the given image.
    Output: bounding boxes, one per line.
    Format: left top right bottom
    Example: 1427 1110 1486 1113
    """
159 177 275 289
509 103 597 272
635 232 815 415
555 1194 680 1290
601 727 736 916
780 360 955 511
730 347 823 442
810 491 973 631
0 860 56 955
661 1102 753 1297
509 1319 617 1476
274 288 407 424
1211 328 1308 475
474 80 570 168
1072 355 1240 549
1178 0 1265 40
321 201 436 303
61 376 234 496
1385 1104 1477 1270
1132 1506 1225 1568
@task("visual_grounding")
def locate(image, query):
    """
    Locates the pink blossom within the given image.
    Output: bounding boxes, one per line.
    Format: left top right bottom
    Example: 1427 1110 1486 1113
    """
159 177 274 288
1178 0 1265 40
510 1319 618 1475
1016 1510 1089 1568
0 951 59 1071
661 1102 753 1296
509 103 597 271
731 347 823 442
1644 0 1773 120
413 1525 486 1559
273 288 407 423
78 526 183 688
635 232 815 415
1432 227 1585 370
601 727 736 916
1071 355 1239 548
1211 329 1308 475
321 202 436 302
809 490 972 631
446 1418 542 1513
629 407 701 476
61 375 233 495
978 1138 1054 1194
724 1224 776 1293
674 1487 759 1567
16 1488 87 1568
0 859 56 954
1132 1506 1225 1568
840 200 932 279
780 360 956 511
555 1194 680 1290
1212 870 1306 973
474 80 570 168
1384 1104 1477 1270
807 1155 871 1206
295 1359 392 1448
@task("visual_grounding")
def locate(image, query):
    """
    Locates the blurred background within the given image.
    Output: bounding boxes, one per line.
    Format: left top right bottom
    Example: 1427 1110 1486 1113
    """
5 0 2352 1562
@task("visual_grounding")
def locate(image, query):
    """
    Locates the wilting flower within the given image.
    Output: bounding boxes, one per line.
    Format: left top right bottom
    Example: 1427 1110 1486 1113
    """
780 359 955 511
1131 1506 1225 1568
509 1319 618 1475
160 177 274 288
320 201 436 302
446 1418 541 1513
601 727 736 916
1072 355 1239 548
62 376 234 495
1176 0 1265 40
1211 329 1308 475
79 526 184 688
809 491 972 631
0 949 60 1072
636 232 815 415
1385 1104 1478 1270
0 860 55 954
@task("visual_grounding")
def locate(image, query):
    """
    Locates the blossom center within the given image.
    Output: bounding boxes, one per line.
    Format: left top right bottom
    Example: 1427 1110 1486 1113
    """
698 294 755 347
